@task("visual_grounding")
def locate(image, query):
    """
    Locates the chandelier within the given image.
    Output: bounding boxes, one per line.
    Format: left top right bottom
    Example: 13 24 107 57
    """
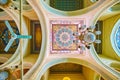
73 25 101 50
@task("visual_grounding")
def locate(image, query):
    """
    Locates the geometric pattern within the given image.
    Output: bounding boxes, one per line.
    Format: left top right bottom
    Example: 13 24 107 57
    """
50 0 83 11
50 19 85 54
52 24 77 50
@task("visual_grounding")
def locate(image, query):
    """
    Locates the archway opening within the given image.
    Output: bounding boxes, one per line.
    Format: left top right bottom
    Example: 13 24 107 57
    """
40 63 103 80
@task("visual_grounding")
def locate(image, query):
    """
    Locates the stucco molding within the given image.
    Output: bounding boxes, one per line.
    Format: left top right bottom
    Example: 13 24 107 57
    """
24 0 49 79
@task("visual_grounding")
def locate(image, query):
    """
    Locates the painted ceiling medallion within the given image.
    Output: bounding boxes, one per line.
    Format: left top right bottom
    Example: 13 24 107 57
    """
50 19 85 54
52 24 77 51
0 0 11 7
55 27 74 47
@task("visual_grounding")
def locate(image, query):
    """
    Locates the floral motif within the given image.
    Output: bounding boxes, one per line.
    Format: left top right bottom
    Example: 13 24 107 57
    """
55 27 74 47
52 24 78 51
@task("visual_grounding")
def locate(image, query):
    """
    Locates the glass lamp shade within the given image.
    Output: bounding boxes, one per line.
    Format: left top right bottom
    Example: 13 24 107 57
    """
95 40 101 44
84 32 96 43
0 0 8 5
63 77 71 80
0 71 9 80
95 31 101 35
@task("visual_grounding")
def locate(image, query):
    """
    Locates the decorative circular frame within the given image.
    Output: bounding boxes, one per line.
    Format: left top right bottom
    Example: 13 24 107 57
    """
55 27 74 47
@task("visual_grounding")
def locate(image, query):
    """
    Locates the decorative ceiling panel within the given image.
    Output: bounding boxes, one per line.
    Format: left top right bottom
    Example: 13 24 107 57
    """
0 21 19 53
50 0 83 11
50 19 85 54
52 24 78 51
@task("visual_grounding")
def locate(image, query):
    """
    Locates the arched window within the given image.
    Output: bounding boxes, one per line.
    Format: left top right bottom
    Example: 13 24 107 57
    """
111 19 120 56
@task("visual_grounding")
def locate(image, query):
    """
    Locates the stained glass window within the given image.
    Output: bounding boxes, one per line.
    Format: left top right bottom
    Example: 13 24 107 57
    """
115 26 120 50
50 0 83 11
111 19 120 56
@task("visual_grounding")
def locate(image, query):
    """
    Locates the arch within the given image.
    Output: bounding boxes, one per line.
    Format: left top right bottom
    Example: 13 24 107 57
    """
90 45 120 80
0 7 29 68
24 0 120 80
24 0 48 78
35 58 113 80
90 0 119 26
39 0 105 16
87 0 120 79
